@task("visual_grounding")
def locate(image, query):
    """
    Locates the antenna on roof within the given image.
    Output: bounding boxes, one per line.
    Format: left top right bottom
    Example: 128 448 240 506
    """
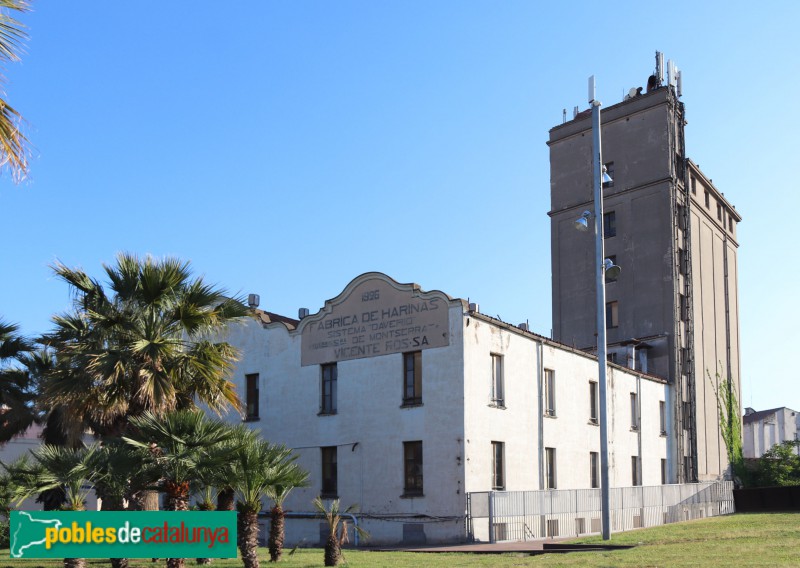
573 105 579 119
655 51 664 86
562 108 567 124
668 59 678 89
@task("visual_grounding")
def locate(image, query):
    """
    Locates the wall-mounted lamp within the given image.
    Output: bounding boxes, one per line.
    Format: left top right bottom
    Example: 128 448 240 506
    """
604 258 621 281
574 210 592 232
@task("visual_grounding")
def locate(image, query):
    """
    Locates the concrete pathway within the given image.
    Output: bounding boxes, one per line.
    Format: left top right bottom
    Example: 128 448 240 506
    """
372 537 574 554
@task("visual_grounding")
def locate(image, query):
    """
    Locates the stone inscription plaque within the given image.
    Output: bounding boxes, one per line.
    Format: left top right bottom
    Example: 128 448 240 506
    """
300 277 449 366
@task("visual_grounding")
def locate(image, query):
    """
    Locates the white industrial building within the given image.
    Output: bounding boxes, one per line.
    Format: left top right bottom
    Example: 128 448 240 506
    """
218 58 745 545
742 407 800 458
221 271 670 544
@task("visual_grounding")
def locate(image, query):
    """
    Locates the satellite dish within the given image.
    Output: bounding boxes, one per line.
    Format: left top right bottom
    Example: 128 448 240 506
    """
628 87 638 99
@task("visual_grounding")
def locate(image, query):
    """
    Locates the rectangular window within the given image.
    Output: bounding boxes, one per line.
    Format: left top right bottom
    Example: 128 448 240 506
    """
403 441 423 496
607 352 618 364
661 458 667 485
678 247 688 275
590 451 599 488
492 442 505 490
691 177 697 194
545 447 557 489
490 354 504 407
603 211 616 238
245 373 259 421
632 456 641 486
704 190 710 208
679 293 688 322
589 381 598 424
403 351 422 406
603 161 614 189
717 203 723 221
606 301 619 329
321 446 338 498
659 401 667 435
728 216 734 232
544 369 556 417
677 205 687 230
320 363 337 415
630 392 639 430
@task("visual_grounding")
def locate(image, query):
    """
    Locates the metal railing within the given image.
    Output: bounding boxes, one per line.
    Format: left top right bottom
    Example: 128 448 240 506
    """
466 481 734 543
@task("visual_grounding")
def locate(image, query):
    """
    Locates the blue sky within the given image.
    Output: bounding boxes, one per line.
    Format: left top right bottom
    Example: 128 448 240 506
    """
1 1 798 412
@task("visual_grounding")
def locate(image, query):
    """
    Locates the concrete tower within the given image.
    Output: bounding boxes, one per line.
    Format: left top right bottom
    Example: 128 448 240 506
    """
547 56 741 482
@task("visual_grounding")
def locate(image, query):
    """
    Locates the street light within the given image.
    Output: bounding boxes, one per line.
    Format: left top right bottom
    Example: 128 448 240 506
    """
604 258 621 282
574 210 592 232
582 75 615 540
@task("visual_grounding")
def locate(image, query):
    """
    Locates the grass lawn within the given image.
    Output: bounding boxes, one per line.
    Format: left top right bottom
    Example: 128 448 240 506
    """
2 513 798 567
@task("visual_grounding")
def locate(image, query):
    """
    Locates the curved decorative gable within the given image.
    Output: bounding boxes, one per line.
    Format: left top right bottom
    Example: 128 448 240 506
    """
299 272 459 366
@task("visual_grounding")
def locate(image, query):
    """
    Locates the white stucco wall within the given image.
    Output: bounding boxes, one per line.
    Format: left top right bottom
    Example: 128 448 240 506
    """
743 408 800 458
461 320 668 493
220 277 469 545
219 274 672 545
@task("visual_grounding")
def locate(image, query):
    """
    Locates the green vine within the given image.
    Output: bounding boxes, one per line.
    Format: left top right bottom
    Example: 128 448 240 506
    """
708 368 745 483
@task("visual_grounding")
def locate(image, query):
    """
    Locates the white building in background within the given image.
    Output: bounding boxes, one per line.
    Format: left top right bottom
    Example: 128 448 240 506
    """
221 272 669 545
742 407 800 458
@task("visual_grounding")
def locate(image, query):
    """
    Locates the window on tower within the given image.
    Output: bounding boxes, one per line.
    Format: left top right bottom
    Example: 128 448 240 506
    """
606 301 619 329
603 212 616 238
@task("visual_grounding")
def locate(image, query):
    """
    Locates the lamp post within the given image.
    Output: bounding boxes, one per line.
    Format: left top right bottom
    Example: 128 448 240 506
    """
580 75 616 540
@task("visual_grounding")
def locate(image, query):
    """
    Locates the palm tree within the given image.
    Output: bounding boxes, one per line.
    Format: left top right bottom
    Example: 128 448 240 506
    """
230 438 308 568
88 439 159 568
193 424 259 566
40 253 250 439
312 497 367 567
0 455 34 548
0 319 36 442
124 410 237 568
14 444 99 568
265 462 309 563
0 1 30 182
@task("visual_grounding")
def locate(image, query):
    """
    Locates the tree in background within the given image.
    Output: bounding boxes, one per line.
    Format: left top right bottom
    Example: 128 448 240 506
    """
230 437 308 568
0 0 30 182
0 319 36 442
40 253 249 439
88 439 160 568
14 444 99 568
193 424 260 565
0 455 34 548
756 441 800 487
265 459 309 563
312 497 367 567
125 410 238 568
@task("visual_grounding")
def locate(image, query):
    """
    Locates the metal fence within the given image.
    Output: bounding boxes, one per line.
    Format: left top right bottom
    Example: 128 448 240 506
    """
466 481 735 542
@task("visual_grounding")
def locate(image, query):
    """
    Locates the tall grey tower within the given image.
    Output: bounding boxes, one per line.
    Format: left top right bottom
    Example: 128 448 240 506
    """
547 56 741 482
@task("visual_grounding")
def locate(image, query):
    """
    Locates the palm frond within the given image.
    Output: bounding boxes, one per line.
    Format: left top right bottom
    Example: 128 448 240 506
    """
0 0 28 182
